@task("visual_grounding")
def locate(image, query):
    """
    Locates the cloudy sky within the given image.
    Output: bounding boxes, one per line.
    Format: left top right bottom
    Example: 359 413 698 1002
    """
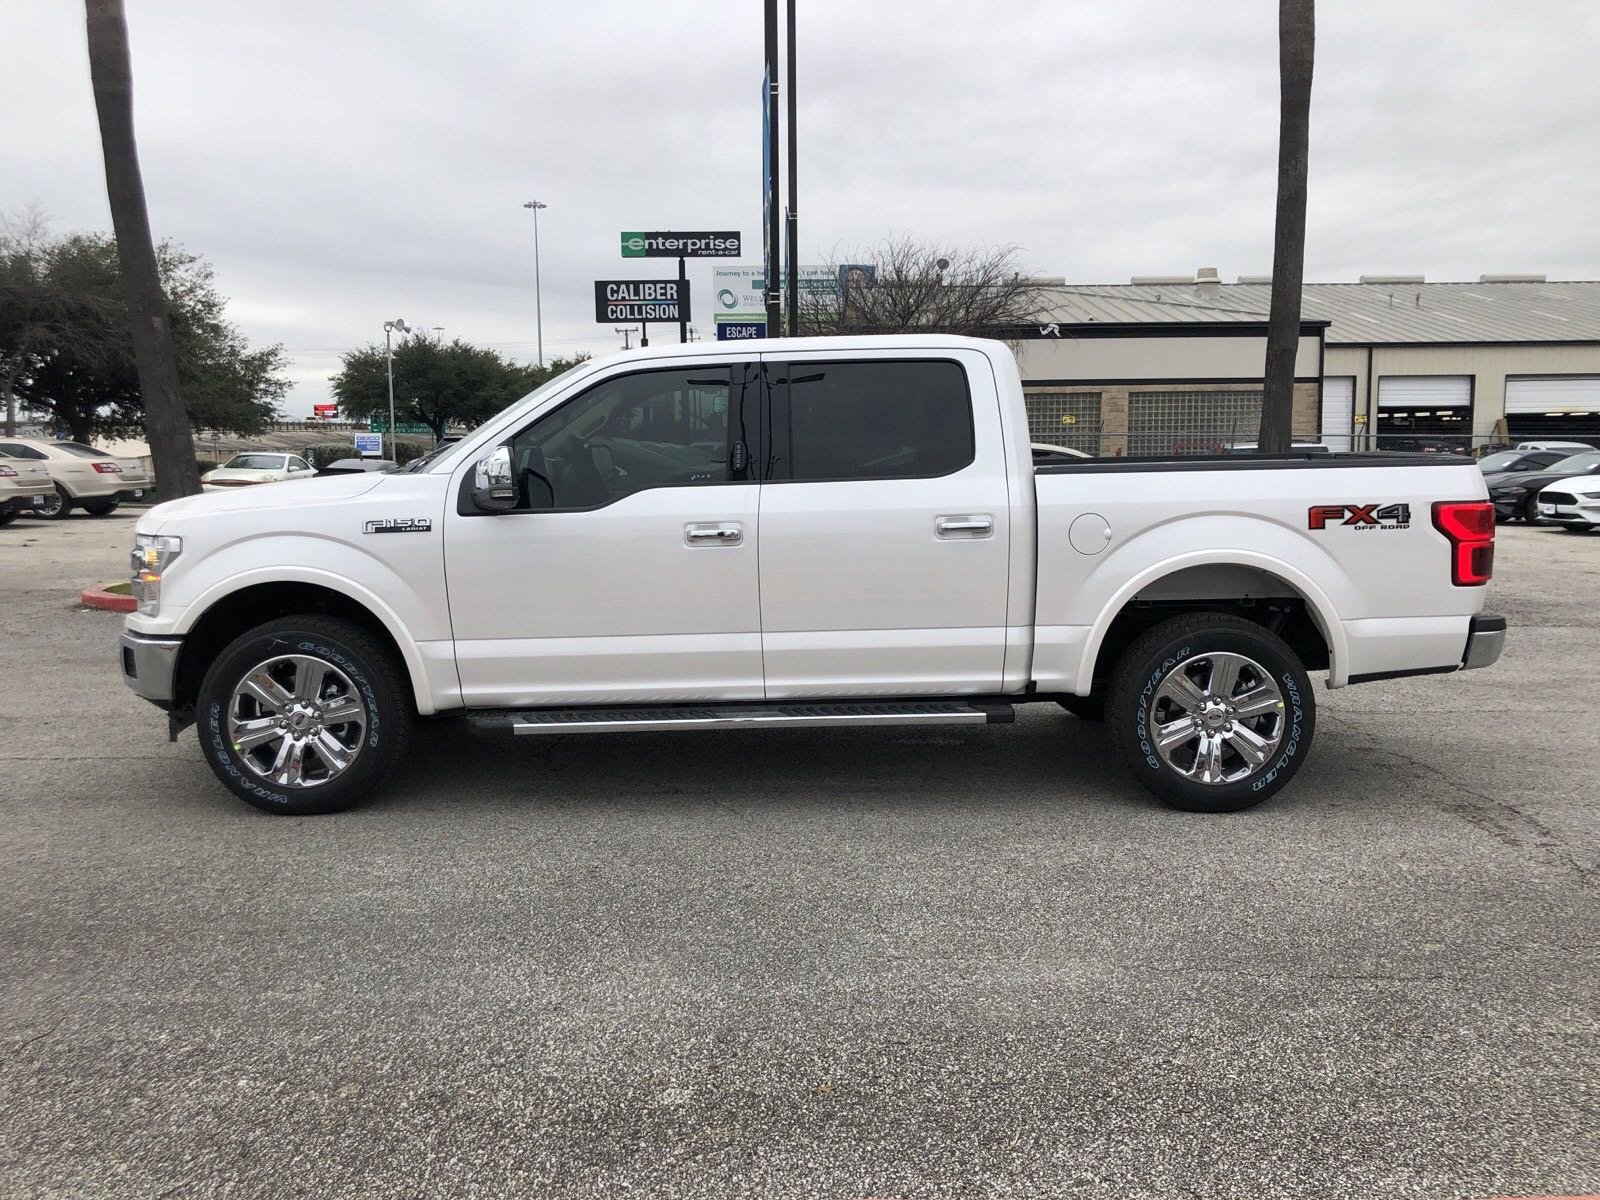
7 1 1600 415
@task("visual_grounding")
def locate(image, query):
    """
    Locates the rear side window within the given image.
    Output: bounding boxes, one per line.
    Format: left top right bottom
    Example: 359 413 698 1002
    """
773 360 973 482
0 442 47 460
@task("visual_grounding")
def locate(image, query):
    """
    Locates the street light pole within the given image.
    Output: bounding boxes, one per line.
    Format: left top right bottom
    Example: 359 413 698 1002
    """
523 200 547 367
382 317 409 460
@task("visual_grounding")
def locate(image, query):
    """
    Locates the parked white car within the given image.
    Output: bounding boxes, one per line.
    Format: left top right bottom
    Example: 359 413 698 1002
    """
120 336 1504 817
0 437 151 519
1537 477 1600 532
0 450 53 525
201 453 315 491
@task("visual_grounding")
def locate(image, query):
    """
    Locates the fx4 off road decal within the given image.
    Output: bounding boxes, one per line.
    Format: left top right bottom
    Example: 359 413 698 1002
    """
364 518 432 535
1308 503 1411 531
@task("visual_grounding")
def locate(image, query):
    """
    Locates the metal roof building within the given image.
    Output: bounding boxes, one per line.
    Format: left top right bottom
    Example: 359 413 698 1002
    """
1035 275 1600 451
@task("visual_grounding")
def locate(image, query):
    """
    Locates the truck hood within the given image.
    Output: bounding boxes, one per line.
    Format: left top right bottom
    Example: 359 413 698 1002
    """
143 472 388 528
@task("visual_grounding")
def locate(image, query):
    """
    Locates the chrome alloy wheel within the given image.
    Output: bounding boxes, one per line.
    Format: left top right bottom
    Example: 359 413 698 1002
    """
226 654 367 788
1148 651 1285 785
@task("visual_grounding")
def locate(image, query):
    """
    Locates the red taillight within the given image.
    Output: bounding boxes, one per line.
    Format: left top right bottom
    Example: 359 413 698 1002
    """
92 461 122 474
1432 500 1495 586
0 464 15 477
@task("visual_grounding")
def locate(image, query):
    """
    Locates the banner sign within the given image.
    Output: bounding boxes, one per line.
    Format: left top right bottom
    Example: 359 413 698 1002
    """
716 321 766 341
620 231 741 258
313 403 338 417
353 432 383 457
712 265 835 329
594 279 690 323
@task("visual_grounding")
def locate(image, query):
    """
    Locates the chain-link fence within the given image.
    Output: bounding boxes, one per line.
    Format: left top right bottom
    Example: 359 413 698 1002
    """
1023 392 1102 452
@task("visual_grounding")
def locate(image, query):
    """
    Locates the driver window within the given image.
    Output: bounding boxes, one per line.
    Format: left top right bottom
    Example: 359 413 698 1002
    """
506 366 737 511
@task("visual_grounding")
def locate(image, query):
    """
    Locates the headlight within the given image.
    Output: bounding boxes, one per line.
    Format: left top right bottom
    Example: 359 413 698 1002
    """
130 533 182 616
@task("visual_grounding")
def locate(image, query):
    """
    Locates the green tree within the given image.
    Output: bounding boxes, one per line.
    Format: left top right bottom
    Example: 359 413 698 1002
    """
332 338 585 440
5 231 289 442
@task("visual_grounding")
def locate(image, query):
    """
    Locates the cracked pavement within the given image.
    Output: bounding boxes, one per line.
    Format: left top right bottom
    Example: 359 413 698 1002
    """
1 510 1597 1198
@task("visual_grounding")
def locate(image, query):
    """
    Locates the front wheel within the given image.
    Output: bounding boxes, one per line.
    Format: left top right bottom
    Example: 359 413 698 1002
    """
0 510 17 527
1107 613 1315 813
196 615 413 815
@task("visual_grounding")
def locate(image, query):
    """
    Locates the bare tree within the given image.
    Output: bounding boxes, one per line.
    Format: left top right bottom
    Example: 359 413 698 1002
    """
85 0 200 495
1258 0 1315 454
798 238 1049 338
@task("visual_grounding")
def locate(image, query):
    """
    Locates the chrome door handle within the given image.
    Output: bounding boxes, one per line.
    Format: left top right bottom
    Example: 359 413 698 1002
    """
685 522 743 546
936 516 993 537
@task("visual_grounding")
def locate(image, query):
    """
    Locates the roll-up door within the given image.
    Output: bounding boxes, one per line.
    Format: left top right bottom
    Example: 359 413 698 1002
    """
1504 376 1600 414
1320 376 1355 450
1377 376 1471 408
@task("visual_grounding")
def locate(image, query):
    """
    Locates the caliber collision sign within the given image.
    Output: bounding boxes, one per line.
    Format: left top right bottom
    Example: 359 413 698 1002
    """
594 279 690 323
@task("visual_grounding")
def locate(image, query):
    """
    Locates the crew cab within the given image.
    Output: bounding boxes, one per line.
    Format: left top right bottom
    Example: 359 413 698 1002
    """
119 336 1505 816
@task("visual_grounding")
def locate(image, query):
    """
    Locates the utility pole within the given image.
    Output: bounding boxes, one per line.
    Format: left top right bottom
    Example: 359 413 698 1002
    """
615 326 637 350
784 0 798 336
763 0 781 335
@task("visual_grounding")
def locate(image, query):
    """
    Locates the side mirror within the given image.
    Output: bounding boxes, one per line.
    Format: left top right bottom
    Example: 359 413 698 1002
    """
471 446 517 512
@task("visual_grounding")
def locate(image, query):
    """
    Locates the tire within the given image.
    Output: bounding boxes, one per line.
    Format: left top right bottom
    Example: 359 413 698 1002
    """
0 510 16 527
1107 613 1316 813
1521 494 1540 523
83 499 120 516
196 615 413 815
36 484 70 520
1561 523 1594 533
1056 694 1105 721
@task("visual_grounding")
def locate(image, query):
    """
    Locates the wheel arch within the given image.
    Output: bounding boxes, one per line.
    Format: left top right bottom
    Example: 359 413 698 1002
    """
171 574 438 717
1076 552 1350 695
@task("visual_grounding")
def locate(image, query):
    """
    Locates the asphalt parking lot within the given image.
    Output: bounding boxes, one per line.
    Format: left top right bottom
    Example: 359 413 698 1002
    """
1 509 1596 1199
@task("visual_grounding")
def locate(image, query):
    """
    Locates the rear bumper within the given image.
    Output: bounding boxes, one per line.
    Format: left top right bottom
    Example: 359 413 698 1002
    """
120 629 182 705
1462 613 1506 671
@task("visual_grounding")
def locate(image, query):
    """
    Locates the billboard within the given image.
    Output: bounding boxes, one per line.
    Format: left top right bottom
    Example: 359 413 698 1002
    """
594 279 690 324
712 265 835 330
620 231 741 258
353 432 383 457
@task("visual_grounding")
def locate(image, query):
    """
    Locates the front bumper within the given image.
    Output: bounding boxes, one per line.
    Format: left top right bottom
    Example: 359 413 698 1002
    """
120 629 182 705
1462 614 1506 671
1490 494 1524 519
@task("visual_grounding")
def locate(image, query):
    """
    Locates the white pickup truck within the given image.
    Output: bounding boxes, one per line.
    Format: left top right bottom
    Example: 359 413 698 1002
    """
120 336 1504 816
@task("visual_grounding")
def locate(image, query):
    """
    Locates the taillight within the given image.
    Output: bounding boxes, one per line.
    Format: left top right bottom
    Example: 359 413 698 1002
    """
0 464 15 477
1432 500 1495 586
92 461 122 474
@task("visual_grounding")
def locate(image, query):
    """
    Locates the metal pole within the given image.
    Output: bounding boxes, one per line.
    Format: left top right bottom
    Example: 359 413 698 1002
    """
763 0 781 334
678 255 688 343
533 204 544 367
384 326 395 461
785 0 798 336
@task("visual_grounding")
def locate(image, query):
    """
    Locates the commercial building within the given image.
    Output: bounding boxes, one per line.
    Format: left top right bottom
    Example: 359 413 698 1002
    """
1025 272 1600 454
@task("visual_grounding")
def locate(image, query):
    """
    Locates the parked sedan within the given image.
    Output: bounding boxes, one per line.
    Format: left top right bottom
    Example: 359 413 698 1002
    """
0 451 53 525
1488 450 1600 522
1477 448 1567 479
201 453 315 491
0 437 151 519
1537 476 1600 532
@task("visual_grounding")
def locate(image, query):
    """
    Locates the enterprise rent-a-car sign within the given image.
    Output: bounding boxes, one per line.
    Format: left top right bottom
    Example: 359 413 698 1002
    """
620 231 741 258
594 279 690 323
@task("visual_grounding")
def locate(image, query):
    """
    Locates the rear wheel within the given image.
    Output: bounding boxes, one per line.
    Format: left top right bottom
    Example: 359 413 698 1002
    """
1107 613 1315 813
197 615 413 815
36 484 70 520
82 499 120 516
0 510 16 527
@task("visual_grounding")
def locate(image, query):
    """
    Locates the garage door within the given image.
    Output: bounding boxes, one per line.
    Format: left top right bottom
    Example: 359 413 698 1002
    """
1504 376 1600 414
1321 376 1355 450
1377 376 1472 408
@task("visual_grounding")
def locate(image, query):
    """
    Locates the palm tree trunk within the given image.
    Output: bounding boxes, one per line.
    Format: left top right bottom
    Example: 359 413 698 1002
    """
1258 0 1315 454
85 0 201 496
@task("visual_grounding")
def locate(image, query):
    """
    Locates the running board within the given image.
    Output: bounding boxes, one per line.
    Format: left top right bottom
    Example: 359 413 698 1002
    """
467 699 1014 736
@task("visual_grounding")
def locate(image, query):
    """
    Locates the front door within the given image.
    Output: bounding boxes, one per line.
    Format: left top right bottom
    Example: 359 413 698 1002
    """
755 351 1013 698
445 361 763 707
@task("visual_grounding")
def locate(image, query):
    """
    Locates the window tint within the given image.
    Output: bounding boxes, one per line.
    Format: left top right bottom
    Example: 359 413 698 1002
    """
506 366 740 510
0 442 46 460
777 360 973 482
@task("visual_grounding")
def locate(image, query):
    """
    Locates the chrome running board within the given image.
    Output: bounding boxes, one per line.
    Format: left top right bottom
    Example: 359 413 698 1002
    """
467 699 1014 736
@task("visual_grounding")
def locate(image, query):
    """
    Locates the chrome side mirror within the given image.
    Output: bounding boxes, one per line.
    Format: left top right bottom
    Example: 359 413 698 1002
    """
471 446 517 512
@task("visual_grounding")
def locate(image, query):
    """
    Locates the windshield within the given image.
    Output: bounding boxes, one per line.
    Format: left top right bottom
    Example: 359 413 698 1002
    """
56 442 114 459
396 360 591 473
1548 451 1600 472
224 454 287 470
1477 451 1524 472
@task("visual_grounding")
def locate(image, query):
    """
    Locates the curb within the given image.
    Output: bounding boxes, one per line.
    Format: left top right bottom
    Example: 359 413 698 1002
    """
81 582 136 613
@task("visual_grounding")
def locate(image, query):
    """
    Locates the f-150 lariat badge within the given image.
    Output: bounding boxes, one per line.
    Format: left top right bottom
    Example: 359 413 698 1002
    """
364 518 432 534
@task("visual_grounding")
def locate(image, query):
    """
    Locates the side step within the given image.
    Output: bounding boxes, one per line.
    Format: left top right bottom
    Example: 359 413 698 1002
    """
467 699 1015 736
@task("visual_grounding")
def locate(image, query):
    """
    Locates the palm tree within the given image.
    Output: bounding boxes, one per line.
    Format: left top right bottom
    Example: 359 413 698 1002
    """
1258 0 1315 454
85 0 201 496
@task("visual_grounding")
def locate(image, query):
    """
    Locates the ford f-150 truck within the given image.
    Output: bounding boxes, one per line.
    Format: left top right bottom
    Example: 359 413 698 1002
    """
119 336 1505 816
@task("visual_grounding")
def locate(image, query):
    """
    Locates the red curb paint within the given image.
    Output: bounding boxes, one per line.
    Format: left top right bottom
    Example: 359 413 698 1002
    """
1485 1195 1600 1199
80 583 136 613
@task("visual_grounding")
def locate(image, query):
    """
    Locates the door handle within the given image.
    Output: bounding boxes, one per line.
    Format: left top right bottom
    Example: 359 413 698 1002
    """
936 515 993 537
685 522 743 546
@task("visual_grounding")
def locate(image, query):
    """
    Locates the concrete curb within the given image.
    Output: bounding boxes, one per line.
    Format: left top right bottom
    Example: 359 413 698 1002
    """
81 582 136 613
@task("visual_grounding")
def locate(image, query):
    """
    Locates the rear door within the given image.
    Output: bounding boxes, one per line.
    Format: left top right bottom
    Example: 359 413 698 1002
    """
755 349 1012 697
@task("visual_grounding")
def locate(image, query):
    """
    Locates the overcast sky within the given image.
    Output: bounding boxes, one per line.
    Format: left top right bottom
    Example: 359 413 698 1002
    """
6 0 1600 415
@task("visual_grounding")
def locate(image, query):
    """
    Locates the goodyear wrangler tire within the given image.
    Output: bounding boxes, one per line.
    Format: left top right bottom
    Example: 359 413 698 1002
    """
197 616 413 815
1107 613 1315 813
